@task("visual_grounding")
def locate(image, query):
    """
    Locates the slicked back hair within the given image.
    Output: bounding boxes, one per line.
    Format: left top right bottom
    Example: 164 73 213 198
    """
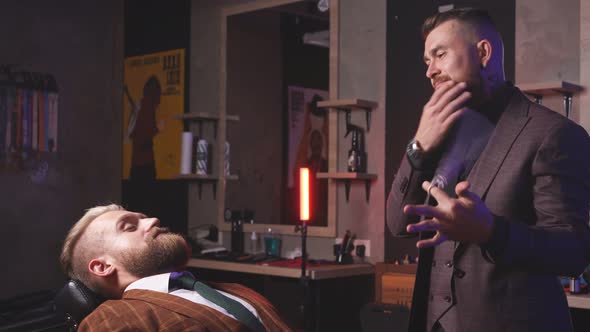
60 204 124 292
422 7 498 41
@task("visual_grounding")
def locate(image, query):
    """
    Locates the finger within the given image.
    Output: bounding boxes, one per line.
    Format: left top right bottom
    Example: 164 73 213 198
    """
403 204 441 220
439 90 471 118
432 82 468 111
406 218 441 233
427 80 457 106
416 232 448 248
456 181 480 202
455 181 470 195
421 181 450 203
442 107 468 129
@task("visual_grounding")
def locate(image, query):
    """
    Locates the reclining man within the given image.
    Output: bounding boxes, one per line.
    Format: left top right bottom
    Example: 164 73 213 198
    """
60 204 293 331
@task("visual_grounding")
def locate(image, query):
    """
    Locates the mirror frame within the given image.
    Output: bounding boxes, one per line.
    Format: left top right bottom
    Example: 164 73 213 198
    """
217 0 339 237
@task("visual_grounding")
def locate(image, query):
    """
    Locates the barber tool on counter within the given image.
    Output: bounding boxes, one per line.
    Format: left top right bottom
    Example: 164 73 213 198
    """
225 208 244 254
335 230 355 264
244 209 262 254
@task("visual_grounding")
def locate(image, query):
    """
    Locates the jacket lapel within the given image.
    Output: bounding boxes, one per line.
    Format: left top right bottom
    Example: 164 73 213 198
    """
123 289 246 330
455 89 531 259
467 90 531 199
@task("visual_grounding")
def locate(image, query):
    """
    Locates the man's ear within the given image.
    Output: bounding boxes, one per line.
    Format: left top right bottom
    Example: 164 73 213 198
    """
88 257 115 277
476 39 492 68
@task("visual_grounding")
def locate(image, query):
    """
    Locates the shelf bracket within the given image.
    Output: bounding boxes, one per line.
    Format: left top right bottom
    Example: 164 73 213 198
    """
345 110 351 131
344 180 351 202
365 110 371 132
197 181 217 200
531 94 543 105
563 93 573 118
365 180 371 202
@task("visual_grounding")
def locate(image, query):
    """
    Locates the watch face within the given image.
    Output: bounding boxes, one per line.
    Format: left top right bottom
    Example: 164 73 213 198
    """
407 139 422 161
224 208 232 221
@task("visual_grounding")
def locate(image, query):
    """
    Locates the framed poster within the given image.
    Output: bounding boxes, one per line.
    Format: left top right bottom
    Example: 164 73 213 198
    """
122 49 184 181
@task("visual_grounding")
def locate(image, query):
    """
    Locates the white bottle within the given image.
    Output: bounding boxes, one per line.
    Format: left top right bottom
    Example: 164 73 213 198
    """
250 231 259 254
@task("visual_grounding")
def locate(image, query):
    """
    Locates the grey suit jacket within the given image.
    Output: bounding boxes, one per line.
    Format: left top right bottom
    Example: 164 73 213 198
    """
386 87 590 332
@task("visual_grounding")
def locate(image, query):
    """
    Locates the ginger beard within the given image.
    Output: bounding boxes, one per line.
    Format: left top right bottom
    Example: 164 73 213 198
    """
118 227 190 278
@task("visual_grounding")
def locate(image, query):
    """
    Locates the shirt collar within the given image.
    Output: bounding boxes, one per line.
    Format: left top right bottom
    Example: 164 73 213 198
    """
124 272 172 294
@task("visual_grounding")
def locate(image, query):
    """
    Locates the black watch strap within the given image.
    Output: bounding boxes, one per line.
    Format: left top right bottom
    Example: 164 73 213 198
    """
406 138 435 170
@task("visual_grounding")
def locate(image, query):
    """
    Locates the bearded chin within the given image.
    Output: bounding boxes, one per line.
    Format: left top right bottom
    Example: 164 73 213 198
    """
119 233 190 278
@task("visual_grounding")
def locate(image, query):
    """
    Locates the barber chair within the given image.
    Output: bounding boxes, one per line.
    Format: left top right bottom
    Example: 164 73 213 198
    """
0 280 102 332
53 280 104 331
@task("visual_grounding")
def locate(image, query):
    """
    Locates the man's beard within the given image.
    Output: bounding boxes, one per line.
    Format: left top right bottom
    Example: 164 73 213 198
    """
118 228 190 278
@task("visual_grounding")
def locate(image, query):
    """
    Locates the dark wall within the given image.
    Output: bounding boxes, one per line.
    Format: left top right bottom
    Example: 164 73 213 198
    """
384 1 515 261
0 0 123 299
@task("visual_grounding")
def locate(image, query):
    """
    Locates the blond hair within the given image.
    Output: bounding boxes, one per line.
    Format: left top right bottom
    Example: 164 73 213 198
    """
60 204 124 291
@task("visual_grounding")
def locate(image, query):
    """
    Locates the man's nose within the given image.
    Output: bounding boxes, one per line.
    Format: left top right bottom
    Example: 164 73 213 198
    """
141 217 160 231
426 62 439 79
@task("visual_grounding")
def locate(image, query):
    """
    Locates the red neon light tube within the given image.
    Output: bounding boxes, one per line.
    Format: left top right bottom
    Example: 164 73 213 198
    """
300 168 310 221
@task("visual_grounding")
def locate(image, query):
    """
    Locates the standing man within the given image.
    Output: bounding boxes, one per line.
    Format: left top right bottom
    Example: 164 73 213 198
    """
60 204 292 331
386 8 590 332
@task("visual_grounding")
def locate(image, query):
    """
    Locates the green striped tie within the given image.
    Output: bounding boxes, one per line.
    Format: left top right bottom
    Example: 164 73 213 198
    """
171 272 266 332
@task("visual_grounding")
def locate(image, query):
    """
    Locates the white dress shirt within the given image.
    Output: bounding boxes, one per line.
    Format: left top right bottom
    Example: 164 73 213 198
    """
125 272 261 322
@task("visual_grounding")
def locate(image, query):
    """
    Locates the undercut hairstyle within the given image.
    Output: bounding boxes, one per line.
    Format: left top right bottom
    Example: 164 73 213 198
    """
422 7 498 41
60 204 124 292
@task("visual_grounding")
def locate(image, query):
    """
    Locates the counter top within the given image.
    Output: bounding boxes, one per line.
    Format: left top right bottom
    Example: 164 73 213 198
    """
567 293 590 309
187 258 374 280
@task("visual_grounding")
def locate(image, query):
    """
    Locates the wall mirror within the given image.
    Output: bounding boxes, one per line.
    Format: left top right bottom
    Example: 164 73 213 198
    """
218 0 338 237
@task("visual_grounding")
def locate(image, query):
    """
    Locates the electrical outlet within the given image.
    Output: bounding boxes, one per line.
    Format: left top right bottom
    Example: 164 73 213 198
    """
334 238 371 257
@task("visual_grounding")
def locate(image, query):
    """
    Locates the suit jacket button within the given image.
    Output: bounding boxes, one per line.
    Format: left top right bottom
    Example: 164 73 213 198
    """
445 261 453 268
444 296 452 303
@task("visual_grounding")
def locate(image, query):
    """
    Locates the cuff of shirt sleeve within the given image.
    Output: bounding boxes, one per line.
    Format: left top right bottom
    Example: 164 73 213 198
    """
481 215 510 263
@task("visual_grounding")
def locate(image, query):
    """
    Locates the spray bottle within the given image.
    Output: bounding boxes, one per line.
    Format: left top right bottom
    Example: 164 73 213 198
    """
345 124 366 173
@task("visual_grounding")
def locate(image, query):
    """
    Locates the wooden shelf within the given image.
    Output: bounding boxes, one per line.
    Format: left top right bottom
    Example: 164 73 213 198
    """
317 98 378 110
317 172 377 180
317 98 378 131
317 172 377 202
187 258 374 280
175 174 238 181
518 81 583 96
517 81 584 118
175 113 239 138
175 113 240 121
175 174 238 200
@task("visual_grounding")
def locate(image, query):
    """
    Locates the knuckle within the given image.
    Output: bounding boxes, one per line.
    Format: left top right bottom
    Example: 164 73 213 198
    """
449 202 461 213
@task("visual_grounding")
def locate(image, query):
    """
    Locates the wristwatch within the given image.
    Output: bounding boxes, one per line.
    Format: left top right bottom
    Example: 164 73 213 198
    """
406 138 429 169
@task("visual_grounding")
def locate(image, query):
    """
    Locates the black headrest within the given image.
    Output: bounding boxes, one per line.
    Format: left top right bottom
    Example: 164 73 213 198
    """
53 280 105 331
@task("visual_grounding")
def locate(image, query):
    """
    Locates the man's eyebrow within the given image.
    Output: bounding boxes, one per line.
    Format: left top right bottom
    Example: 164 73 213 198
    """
115 213 136 228
424 46 444 62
